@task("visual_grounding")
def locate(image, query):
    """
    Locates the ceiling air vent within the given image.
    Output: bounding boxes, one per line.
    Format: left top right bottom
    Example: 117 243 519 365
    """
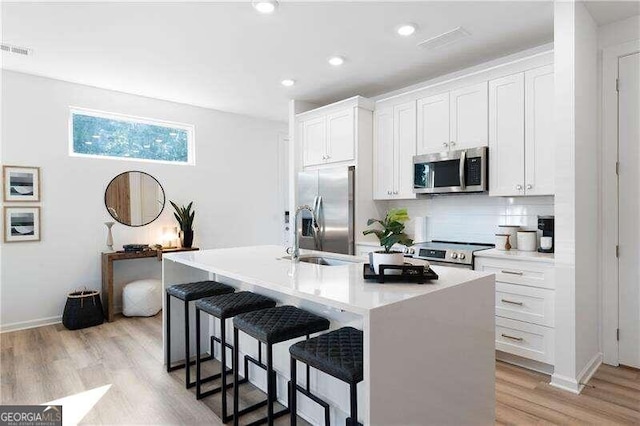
417 27 470 50
0 43 32 56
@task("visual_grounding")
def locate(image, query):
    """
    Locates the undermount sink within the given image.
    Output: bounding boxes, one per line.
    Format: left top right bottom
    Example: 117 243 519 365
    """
281 255 360 266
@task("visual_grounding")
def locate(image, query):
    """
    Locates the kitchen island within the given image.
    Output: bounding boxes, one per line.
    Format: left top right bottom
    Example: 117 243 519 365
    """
163 245 495 425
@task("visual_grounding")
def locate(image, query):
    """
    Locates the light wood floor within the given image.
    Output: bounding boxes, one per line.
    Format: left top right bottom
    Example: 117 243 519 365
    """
1 314 639 425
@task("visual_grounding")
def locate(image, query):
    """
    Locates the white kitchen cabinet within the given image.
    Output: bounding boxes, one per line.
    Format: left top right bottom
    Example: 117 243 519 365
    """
326 108 355 164
488 66 555 196
489 73 526 196
302 116 327 167
417 93 450 154
525 65 555 196
449 82 488 150
373 101 417 200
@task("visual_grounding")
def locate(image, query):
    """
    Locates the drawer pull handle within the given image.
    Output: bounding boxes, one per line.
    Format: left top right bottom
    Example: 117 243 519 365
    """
501 333 524 342
501 270 523 276
501 299 523 306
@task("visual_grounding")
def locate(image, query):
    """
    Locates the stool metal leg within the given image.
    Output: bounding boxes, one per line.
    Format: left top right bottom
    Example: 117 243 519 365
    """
233 326 240 426
290 357 297 426
221 317 230 423
349 383 358 426
267 344 274 426
185 300 192 388
195 307 202 398
165 292 171 372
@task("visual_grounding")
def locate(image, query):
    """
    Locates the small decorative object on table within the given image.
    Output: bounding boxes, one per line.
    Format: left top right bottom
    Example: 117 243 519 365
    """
170 201 195 248
122 244 151 252
363 208 413 274
104 221 115 252
62 289 105 330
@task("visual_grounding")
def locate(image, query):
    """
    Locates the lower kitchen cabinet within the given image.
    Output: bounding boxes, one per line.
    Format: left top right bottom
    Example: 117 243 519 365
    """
475 253 555 366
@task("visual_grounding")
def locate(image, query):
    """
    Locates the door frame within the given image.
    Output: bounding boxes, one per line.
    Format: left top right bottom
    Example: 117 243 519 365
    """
601 39 640 366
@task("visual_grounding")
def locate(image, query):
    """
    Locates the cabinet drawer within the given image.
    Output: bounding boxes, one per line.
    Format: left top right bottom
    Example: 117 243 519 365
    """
475 257 554 289
496 282 555 327
495 317 554 364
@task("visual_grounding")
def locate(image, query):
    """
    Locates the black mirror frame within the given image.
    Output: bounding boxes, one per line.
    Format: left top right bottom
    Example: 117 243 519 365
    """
104 170 166 227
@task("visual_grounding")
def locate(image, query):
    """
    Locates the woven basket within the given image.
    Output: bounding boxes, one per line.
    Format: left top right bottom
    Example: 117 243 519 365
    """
62 290 104 330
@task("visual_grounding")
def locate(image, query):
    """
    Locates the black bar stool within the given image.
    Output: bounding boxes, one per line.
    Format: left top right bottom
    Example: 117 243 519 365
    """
195 291 277 423
289 327 363 426
165 280 235 388
232 306 331 426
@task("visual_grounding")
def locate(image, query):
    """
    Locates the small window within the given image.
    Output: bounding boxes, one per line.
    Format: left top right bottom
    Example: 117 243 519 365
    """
69 108 195 165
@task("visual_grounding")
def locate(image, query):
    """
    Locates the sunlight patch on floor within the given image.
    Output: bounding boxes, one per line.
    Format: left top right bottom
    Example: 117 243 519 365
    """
43 384 111 426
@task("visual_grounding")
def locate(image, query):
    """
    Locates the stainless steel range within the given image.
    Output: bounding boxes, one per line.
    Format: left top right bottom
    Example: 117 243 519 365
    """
405 240 494 269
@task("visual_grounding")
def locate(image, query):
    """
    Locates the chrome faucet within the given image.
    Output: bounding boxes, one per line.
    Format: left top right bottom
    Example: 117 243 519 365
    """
287 205 318 262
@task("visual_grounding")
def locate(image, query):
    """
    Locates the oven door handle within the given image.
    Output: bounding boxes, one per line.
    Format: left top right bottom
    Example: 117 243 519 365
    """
459 149 467 190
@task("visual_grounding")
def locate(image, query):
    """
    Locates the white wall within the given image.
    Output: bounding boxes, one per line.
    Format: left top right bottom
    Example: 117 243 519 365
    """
551 0 600 393
598 14 640 49
0 71 286 331
386 195 553 244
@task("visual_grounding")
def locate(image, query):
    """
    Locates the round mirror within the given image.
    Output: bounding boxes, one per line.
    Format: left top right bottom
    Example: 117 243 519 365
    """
104 171 165 227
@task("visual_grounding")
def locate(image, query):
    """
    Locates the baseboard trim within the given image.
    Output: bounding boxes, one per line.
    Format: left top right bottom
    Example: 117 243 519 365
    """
0 315 62 333
578 352 603 386
550 373 581 394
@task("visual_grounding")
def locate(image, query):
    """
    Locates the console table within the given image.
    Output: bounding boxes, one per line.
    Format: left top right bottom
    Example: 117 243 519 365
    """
101 247 199 322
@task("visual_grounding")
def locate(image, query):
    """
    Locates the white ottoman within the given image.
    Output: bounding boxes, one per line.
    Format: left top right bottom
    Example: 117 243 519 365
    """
123 279 162 317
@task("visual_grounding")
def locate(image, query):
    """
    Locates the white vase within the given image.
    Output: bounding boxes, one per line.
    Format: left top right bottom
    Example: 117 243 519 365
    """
104 222 115 252
371 251 405 275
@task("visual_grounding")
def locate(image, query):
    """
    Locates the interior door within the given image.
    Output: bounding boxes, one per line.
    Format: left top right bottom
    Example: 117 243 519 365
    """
417 92 450 154
302 116 326 167
373 108 395 200
619 52 640 369
525 65 555 196
450 82 488 149
488 73 525 196
394 101 417 199
326 108 355 163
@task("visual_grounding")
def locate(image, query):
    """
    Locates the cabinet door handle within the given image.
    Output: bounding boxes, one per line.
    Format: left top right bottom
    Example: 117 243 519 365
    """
526 184 533 190
326 154 331 159
322 155 327 160
393 190 399 194
501 333 524 342
516 184 523 190
501 299 524 306
387 190 392 195
443 142 449 148
450 141 456 147
501 270 523 276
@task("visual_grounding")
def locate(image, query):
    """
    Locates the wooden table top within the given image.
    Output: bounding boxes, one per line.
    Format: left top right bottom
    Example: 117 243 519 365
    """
102 247 199 261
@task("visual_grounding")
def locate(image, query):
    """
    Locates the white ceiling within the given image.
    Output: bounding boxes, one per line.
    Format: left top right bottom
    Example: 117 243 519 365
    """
584 1 640 26
1 2 554 122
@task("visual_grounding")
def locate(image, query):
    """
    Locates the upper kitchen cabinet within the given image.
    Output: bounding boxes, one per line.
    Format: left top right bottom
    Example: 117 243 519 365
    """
488 65 554 196
373 100 417 200
416 82 488 155
417 93 450 154
297 96 374 168
449 82 489 150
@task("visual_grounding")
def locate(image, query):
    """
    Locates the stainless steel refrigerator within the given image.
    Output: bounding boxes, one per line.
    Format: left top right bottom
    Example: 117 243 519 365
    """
297 166 355 255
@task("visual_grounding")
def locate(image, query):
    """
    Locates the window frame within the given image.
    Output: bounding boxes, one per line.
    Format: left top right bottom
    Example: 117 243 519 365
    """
68 107 196 166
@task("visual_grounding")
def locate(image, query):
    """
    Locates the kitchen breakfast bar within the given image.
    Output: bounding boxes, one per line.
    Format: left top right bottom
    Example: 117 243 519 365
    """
163 245 495 425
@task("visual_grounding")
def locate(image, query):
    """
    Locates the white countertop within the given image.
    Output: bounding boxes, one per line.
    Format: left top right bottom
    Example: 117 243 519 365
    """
164 245 492 315
475 248 555 263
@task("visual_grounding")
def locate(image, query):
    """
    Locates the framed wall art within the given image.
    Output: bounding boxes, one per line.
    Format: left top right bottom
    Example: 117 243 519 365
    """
3 166 40 202
4 206 41 242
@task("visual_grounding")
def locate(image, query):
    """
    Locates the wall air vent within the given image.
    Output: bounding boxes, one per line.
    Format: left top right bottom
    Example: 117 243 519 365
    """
0 43 32 56
417 27 470 50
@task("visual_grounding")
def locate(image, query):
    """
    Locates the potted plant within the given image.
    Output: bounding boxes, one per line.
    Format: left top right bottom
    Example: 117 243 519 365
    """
363 208 413 274
170 201 195 248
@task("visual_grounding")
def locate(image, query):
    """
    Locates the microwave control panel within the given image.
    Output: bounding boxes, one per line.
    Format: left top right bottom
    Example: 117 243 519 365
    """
466 157 482 186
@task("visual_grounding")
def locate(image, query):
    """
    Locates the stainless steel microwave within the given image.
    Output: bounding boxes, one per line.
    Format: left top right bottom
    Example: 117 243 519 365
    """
413 147 488 194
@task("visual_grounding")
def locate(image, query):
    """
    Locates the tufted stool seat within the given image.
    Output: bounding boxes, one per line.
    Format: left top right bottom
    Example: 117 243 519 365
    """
290 327 364 426
232 306 330 426
194 292 276 422
165 280 235 389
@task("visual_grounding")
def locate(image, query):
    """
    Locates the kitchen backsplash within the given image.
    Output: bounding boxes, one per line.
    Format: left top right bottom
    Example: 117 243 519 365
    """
385 194 554 244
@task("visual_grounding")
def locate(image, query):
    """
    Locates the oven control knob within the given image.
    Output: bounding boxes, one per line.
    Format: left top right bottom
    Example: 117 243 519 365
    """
459 253 466 260
451 252 458 259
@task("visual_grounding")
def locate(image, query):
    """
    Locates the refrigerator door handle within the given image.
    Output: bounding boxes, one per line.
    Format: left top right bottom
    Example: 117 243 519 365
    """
313 195 323 250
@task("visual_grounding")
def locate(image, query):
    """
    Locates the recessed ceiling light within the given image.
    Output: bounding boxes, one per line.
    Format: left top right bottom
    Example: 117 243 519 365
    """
281 79 295 87
252 0 278 14
328 56 345 66
397 24 417 37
